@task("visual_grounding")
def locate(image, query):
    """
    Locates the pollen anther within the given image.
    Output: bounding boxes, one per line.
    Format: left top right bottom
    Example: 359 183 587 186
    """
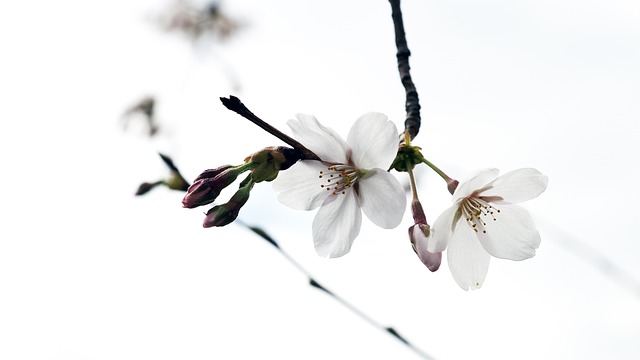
461 196 500 234
318 164 359 195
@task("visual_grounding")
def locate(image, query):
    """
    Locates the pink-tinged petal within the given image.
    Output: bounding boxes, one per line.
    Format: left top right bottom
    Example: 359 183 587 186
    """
452 168 499 202
312 191 362 258
427 205 459 253
412 226 442 272
475 203 541 260
447 218 491 290
288 114 349 163
480 168 549 204
272 161 328 210
358 169 406 228
346 112 399 169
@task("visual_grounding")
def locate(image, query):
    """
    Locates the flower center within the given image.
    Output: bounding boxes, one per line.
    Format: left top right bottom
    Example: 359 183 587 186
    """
318 164 359 195
461 196 500 233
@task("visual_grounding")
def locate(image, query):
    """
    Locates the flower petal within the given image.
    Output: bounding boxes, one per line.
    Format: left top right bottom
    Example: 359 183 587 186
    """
272 161 328 210
475 203 541 260
427 204 459 253
480 168 548 204
452 168 499 202
346 112 399 169
447 218 491 290
312 191 362 258
288 114 349 163
358 169 406 228
412 226 442 272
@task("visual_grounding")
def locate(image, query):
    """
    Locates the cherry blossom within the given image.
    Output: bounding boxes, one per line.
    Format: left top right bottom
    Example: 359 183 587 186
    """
272 113 406 257
428 168 548 290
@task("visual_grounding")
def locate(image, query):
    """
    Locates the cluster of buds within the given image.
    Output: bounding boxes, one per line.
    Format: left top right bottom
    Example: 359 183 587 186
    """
181 164 248 209
182 146 300 227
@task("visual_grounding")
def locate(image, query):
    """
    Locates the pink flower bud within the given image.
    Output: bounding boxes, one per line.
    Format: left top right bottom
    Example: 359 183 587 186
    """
409 224 441 272
408 199 441 272
182 165 244 208
192 165 235 182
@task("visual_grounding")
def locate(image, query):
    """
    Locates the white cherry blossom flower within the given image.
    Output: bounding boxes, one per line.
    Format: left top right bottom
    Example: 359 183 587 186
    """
428 168 548 290
272 113 406 258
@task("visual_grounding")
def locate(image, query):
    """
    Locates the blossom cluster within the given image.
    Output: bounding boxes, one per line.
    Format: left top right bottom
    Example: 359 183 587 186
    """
183 112 548 290
269 114 548 290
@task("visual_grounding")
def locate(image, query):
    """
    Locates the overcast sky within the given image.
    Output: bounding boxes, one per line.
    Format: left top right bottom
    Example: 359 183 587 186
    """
1 0 639 359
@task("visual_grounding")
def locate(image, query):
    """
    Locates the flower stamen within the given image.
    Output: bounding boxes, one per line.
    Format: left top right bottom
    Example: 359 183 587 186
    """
318 164 359 195
461 196 500 233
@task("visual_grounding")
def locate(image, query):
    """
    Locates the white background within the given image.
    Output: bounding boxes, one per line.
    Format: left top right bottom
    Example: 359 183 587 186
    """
1 0 639 359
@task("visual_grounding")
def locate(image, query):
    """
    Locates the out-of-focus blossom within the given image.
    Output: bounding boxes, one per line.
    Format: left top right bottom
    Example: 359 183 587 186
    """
122 96 158 137
157 0 242 42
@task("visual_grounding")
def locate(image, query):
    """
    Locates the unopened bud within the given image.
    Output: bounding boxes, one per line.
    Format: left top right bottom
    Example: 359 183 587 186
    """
137 153 190 196
165 172 190 191
409 224 441 272
135 181 162 196
246 146 299 183
203 181 253 227
192 165 235 182
182 164 250 208
408 199 440 272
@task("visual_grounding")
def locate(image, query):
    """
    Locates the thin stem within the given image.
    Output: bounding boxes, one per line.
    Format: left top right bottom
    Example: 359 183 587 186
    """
421 157 451 183
240 222 435 360
407 163 419 202
389 0 421 140
220 96 321 161
420 156 459 195
403 131 420 202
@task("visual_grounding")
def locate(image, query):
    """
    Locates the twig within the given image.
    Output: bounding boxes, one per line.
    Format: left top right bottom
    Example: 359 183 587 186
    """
241 222 436 360
220 96 320 161
389 0 421 140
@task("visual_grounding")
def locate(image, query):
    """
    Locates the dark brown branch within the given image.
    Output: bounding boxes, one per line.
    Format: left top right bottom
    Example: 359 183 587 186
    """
220 96 321 161
389 0 421 140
